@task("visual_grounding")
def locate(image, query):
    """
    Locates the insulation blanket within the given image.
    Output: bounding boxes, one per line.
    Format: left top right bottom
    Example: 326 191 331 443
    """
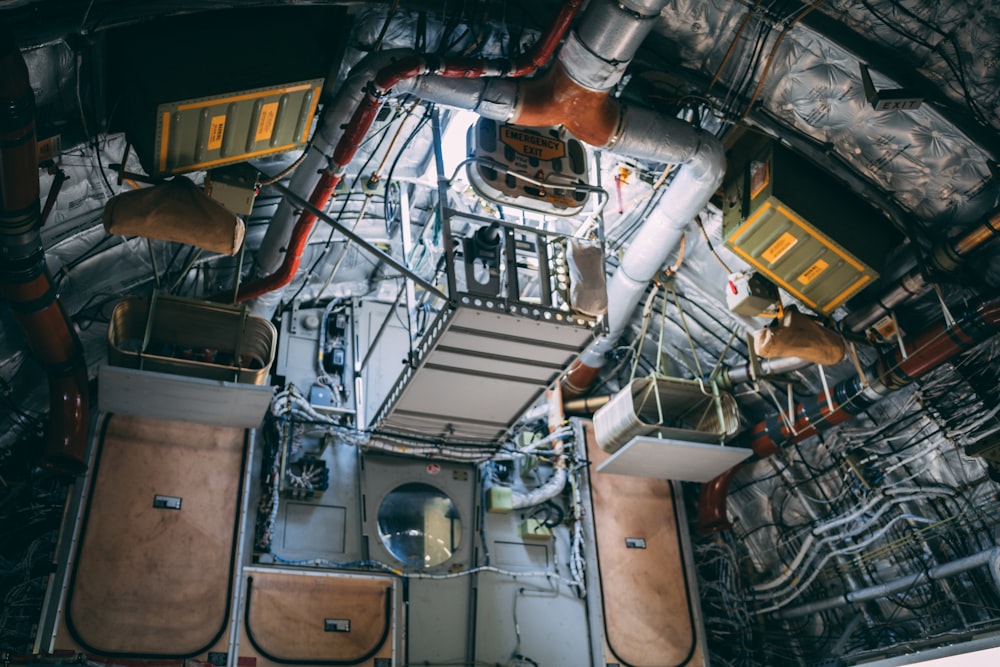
567 238 608 317
753 305 845 365
102 175 245 255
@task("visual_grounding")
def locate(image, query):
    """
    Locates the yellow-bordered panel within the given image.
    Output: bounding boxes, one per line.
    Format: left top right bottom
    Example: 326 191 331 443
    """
722 138 899 314
724 198 877 313
154 80 323 177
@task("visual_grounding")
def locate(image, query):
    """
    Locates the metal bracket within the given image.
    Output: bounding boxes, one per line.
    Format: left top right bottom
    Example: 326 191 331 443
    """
273 183 448 301
846 339 869 388
932 282 956 328
817 363 835 413
890 310 907 360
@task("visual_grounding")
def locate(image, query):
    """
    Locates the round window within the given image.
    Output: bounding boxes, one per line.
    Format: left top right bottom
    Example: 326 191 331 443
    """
377 482 462 569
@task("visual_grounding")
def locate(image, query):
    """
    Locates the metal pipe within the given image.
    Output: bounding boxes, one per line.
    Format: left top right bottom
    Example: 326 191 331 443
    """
696 464 741 534
245 50 410 315
949 210 1000 258
237 168 342 304
273 183 447 300
779 546 1000 619
752 492 951 600
404 75 517 121
0 27 88 474
753 513 939 613
512 61 621 145
719 356 812 388
332 0 583 168
575 0 664 65
510 401 575 509
845 210 1000 333
697 295 1000 534
563 394 612 416
511 465 568 509
531 0 725 398
562 111 724 396
754 295 1000 455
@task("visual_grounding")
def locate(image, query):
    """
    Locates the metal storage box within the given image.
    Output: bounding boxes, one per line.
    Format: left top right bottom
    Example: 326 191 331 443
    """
104 6 347 177
107 293 276 385
593 376 741 454
722 139 900 314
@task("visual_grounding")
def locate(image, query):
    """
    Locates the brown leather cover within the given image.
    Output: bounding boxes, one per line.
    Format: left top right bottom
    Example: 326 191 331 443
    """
63 414 244 655
753 305 845 365
587 424 703 667
102 176 244 255
243 571 392 665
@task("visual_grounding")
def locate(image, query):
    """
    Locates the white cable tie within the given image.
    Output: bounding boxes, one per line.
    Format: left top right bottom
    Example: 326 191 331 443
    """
933 282 956 328
846 340 868 388
787 382 796 432
817 364 835 414
891 310 907 359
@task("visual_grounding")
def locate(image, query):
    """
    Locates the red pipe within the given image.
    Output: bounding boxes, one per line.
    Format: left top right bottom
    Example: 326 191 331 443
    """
236 170 343 302
697 296 1000 534
696 465 740 533
237 0 582 303
510 0 582 76
561 358 602 399
0 27 88 474
339 0 581 172
514 60 622 147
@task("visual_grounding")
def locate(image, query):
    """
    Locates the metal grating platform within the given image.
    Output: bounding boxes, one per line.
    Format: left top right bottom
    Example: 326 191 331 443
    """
373 303 596 443
365 204 605 446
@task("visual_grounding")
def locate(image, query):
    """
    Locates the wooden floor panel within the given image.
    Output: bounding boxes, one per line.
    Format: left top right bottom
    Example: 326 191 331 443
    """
65 414 245 656
242 570 393 666
588 424 702 667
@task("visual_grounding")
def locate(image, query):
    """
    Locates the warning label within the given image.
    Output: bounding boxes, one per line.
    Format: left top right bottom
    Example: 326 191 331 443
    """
255 102 279 142
500 126 565 161
762 231 798 264
796 259 829 285
871 314 899 341
208 115 226 151
37 135 61 163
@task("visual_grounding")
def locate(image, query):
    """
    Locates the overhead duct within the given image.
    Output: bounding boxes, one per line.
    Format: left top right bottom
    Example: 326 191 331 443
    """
717 356 812 389
0 27 89 474
565 360 814 419
519 0 727 397
245 0 726 382
845 209 1000 333
698 295 1000 533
